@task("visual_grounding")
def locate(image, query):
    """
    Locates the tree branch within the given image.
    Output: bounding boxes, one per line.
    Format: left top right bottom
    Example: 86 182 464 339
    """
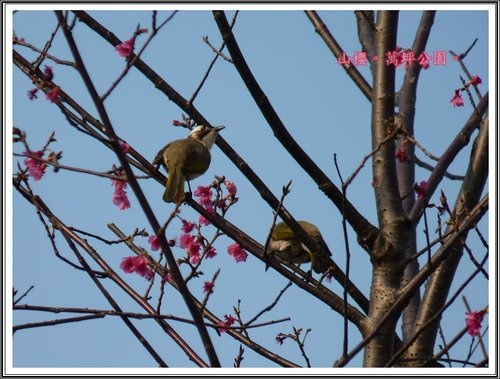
55 10 220 367
408 93 487 224
305 10 372 101
70 10 372 316
212 10 379 255
13 180 208 367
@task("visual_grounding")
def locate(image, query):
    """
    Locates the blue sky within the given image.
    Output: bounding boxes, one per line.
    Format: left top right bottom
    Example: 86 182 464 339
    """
6 4 494 374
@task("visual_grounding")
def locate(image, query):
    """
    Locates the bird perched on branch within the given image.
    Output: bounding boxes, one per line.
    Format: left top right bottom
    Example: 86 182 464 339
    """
153 125 224 203
268 220 334 274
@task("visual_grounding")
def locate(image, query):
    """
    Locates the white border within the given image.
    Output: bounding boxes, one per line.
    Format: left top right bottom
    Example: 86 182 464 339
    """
4 2 497 376
4 3 497 11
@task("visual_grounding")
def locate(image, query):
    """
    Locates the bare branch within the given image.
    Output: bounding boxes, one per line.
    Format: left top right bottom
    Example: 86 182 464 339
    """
202 35 233 63
14 314 105 333
13 34 75 67
212 10 379 256
100 11 178 101
246 281 293 326
414 157 464 180
56 10 220 366
305 10 372 101
408 93 488 224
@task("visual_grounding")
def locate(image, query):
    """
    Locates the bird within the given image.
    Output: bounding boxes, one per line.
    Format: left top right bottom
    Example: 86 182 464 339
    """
153 125 224 203
268 220 334 274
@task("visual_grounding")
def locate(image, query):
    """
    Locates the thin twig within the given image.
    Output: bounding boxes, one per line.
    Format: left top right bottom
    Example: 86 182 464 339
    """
14 303 289 331
343 130 396 189
414 157 464 180
450 39 482 99
304 10 372 101
191 11 238 103
72 226 147 245
14 314 104 333
14 177 105 275
403 132 442 162
13 34 76 67
462 296 488 359
463 243 488 279
246 281 293 326
437 326 452 367
13 153 125 179
263 180 292 261
200 269 220 311
294 327 312 368
100 11 178 101
333 153 352 360
203 35 233 62
13 286 35 306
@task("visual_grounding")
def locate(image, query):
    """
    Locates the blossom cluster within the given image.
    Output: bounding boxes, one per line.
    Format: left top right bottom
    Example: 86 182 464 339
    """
450 75 482 107
194 180 238 221
118 179 245 297
110 142 132 210
177 219 217 265
193 183 247 263
414 180 428 201
119 235 166 283
23 150 47 181
120 255 153 280
218 314 236 334
115 27 148 58
26 65 61 103
111 174 130 210
465 309 487 337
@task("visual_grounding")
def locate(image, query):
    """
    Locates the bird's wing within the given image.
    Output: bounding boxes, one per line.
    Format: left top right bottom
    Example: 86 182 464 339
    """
271 224 297 240
152 144 168 168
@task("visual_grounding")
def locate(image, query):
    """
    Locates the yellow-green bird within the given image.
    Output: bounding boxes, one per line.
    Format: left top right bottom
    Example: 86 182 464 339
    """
268 220 334 274
153 125 224 203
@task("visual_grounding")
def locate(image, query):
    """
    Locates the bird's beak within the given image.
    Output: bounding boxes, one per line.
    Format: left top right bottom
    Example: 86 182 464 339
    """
213 125 225 131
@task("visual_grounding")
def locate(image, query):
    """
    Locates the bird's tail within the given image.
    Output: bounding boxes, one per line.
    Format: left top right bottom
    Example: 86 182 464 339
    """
163 167 185 203
310 242 334 274
311 254 335 274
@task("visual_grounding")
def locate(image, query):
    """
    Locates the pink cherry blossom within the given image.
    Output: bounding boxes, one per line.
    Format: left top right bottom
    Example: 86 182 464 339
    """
115 37 135 58
119 140 130 153
43 65 54 81
450 90 464 107
395 145 409 163
111 177 130 210
46 87 61 103
199 214 211 226
218 314 236 334
203 281 214 294
178 233 195 249
23 150 47 181
194 185 214 210
470 75 482 86
148 235 161 251
205 247 217 259
414 180 428 201
227 242 248 263
224 180 237 197
465 309 486 337
120 256 153 280
181 220 196 233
